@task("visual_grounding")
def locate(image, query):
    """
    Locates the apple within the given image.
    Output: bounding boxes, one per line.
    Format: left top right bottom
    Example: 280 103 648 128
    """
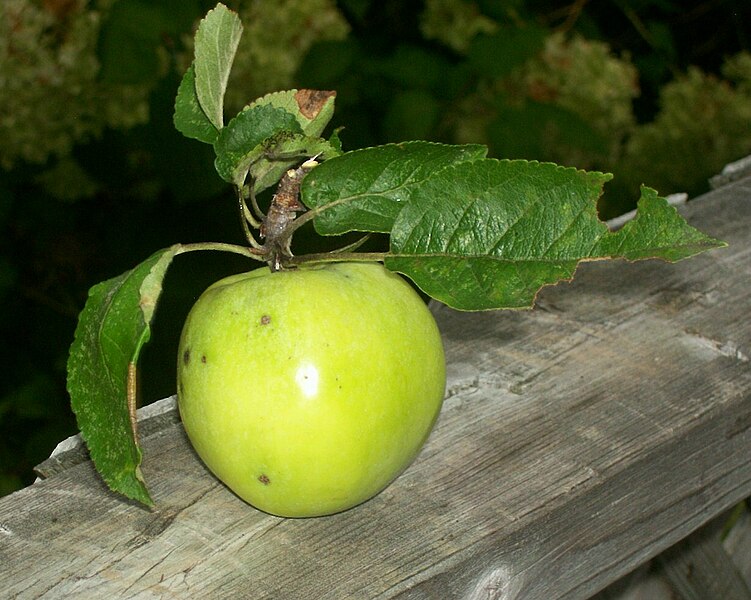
176 261 446 517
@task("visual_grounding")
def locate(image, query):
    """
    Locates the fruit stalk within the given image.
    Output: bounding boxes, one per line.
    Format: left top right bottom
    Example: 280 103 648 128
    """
258 159 318 271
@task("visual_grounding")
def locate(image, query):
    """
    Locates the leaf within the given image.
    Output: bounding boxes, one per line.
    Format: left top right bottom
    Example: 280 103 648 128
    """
174 64 219 144
245 90 338 193
328 128 343 153
301 142 488 235
383 160 725 310
593 186 725 261
247 89 337 135
193 3 243 130
67 246 180 506
251 133 341 194
213 104 303 184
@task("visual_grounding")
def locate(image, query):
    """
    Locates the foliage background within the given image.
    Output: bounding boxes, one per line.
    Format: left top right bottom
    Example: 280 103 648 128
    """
1 0 749 496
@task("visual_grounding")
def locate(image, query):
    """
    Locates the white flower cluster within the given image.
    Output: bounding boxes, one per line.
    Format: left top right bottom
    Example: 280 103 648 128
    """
225 0 349 112
420 0 496 54
450 31 638 169
0 0 151 169
508 33 639 155
623 52 751 196
1 0 348 200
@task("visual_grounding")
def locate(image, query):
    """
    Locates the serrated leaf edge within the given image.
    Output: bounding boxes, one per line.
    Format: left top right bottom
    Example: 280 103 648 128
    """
193 2 243 130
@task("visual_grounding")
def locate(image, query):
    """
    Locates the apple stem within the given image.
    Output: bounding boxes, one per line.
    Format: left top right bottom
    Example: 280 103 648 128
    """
229 157 384 272
247 183 266 224
238 159 321 272
331 234 372 254
287 251 388 266
236 188 265 251
177 242 267 261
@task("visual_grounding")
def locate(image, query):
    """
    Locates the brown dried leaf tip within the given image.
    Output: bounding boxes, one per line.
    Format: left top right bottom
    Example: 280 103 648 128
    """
295 89 336 120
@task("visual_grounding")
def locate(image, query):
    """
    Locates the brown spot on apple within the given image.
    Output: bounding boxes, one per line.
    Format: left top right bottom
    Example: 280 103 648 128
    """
260 314 271 325
258 474 271 485
183 349 190 365
201 355 207 364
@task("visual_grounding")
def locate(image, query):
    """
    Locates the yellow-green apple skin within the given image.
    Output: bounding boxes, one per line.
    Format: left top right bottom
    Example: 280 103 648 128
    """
177 262 446 517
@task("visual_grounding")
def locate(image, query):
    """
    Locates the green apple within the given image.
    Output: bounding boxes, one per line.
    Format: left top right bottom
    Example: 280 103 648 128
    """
177 261 446 517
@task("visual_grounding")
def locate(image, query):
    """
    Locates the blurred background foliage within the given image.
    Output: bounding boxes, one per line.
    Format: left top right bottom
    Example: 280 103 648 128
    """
1 0 749 496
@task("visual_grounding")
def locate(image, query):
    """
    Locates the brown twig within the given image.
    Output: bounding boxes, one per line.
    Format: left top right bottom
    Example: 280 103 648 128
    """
257 160 318 271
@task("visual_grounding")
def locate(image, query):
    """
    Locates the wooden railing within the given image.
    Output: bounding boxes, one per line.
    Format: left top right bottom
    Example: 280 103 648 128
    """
1 173 750 599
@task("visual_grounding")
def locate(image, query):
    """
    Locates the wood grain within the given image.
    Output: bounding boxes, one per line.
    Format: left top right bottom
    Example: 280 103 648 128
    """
1 178 750 599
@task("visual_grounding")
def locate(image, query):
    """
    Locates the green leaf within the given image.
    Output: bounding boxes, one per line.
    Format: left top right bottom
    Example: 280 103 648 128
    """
383 160 725 310
251 133 341 194
301 142 488 235
213 104 303 184
593 186 726 261
67 246 180 506
174 64 219 144
245 90 338 193
246 90 337 135
328 128 343 153
193 3 243 130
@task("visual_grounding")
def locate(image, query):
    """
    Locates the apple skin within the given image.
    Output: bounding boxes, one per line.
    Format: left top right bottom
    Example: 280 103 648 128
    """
177 262 446 517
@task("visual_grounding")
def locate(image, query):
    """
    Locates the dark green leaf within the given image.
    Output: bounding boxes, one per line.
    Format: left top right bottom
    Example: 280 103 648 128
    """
174 64 219 144
301 142 488 235
213 104 303 184
245 90 338 193
67 246 180 506
329 128 343 153
193 3 243 130
384 160 725 310
251 133 341 194
593 186 725 261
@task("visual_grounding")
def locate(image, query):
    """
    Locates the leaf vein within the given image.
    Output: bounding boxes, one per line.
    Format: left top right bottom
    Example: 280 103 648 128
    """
489 188 544 256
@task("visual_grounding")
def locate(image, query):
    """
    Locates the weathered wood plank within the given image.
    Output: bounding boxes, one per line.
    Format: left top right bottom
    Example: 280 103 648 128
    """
1 177 750 599
657 518 751 600
589 506 751 600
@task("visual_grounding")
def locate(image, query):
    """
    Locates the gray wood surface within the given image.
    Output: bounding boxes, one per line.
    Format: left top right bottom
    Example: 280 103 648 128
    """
1 177 750 599
657 518 751 600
